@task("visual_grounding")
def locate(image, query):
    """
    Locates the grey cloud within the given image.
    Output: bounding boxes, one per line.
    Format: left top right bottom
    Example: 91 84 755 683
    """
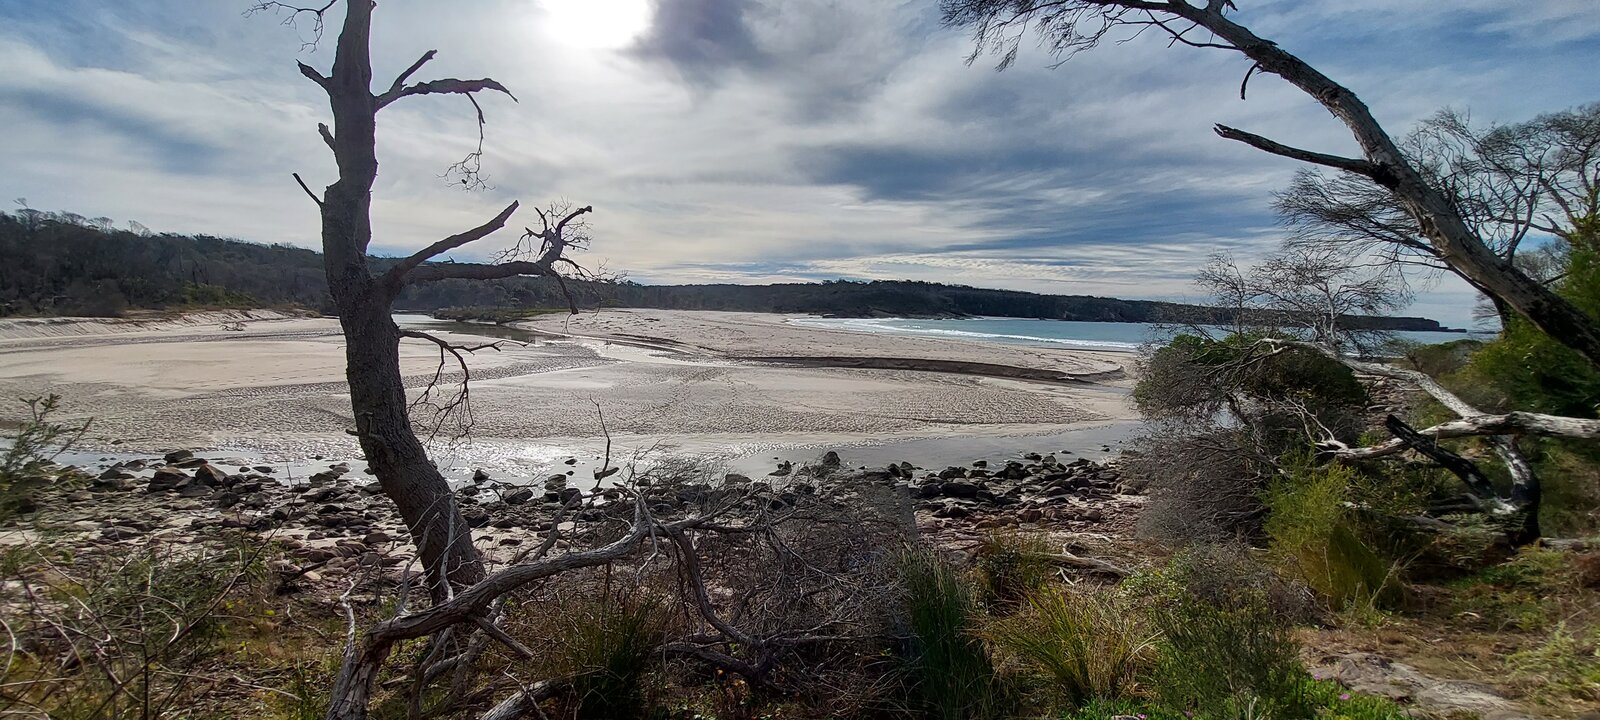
628 0 768 86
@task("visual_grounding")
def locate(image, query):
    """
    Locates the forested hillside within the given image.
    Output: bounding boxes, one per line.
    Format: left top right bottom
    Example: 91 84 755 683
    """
0 209 1452 330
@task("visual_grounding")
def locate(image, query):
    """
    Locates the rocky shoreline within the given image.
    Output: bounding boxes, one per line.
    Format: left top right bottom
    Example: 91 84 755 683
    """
5 446 1145 586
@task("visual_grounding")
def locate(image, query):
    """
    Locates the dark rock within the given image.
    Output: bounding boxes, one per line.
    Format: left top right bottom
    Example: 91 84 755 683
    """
938 481 981 499
148 467 188 492
821 451 842 468
503 488 535 505
462 509 491 528
214 491 241 508
173 457 207 469
163 449 194 463
194 464 228 487
564 457 578 466
938 466 968 480
362 531 392 545
769 461 793 477
178 483 213 498
559 487 582 504
473 468 491 483
99 467 136 481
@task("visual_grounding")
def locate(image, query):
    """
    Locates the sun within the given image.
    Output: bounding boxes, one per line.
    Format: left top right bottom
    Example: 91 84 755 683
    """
540 0 654 49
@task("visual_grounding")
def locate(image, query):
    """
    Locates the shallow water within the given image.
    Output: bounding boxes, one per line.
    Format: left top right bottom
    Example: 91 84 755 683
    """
789 316 1491 353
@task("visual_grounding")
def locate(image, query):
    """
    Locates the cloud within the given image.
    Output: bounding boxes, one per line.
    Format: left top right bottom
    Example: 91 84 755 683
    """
0 0 1595 328
629 0 767 87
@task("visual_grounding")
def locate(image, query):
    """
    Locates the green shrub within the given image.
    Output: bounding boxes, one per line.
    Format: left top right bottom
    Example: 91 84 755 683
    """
1507 623 1600 704
1264 462 1402 612
986 588 1155 707
0 540 271 718
1150 590 1311 719
555 593 668 720
898 550 1010 720
1 394 90 521
974 532 1057 612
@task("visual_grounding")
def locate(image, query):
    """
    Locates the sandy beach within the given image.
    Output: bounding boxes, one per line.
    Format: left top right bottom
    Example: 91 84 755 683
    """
0 309 1138 477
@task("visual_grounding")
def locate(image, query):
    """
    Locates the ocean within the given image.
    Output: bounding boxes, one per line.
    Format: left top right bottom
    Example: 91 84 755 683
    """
787 316 1492 353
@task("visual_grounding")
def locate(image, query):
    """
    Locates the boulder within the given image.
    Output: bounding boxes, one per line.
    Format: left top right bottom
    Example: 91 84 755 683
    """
163 449 194 464
148 467 189 492
503 488 535 505
194 464 228 487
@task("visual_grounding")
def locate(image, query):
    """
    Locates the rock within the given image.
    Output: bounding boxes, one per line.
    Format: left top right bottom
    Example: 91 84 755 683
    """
932 503 971 519
214 492 241 508
724 473 752 485
99 467 136 481
194 464 228 487
472 468 491 483
462 509 491 528
558 487 582 504
101 525 141 540
503 488 535 505
769 461 793 477
178 483 213 498
564 457 578 466
1018 508 1044 524
163 449 194 463
1311 652 1535 720
937 466 968 480
173 457 207 469
254 465 275 474
821 451 842 468
147 467 189 492
545 475 569 490
938 481 981 499
972 459 988 468
362 531 392 545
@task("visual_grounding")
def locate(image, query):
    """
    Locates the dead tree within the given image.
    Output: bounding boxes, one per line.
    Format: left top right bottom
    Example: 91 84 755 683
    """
254 0 595 600
943 0 1600 368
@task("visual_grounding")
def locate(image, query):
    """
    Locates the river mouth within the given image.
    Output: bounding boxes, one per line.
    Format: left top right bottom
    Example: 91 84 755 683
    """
14 313 1143 487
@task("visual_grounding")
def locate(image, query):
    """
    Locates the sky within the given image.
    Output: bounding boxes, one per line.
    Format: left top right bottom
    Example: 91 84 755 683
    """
1 1 1596 327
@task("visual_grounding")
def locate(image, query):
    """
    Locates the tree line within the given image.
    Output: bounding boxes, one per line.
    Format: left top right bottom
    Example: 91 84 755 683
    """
0 209 1452 331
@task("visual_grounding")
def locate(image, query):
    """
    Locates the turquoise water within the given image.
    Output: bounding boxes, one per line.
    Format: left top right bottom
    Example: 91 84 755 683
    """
788 316 1491 353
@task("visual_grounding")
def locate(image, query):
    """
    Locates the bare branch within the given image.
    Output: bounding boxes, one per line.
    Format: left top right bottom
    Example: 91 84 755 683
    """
387 49 438 96
297 61 331 92
1215 125 1396 187
292 173 323 207
383 201 520 291
376 77 517 110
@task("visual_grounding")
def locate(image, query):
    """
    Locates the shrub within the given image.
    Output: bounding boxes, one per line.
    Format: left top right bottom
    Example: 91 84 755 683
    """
554 593 668 720
0 539 272 718
1506 623 1600 704
1149 591 1311 719
897 550 1009 720
1 394 90 521
985 588 1155 707
1263 462 1402 612
974 532 1057 612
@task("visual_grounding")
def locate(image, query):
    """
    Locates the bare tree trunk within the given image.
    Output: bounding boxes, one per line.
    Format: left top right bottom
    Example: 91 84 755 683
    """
314 0 483 597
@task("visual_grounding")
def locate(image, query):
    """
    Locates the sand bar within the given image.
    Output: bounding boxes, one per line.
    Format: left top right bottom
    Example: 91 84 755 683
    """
0 309 1138 478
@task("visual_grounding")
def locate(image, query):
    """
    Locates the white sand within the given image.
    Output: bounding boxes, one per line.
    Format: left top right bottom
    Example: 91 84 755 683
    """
0 310 1138 470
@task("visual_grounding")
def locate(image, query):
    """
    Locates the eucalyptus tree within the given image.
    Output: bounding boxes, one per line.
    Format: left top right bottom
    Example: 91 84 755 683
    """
942 0 1600 368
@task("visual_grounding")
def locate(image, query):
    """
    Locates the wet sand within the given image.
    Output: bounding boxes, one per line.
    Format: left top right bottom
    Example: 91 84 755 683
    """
0 309 1139 478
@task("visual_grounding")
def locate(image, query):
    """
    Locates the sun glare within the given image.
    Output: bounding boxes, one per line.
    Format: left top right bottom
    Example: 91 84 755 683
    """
540 0 653 49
